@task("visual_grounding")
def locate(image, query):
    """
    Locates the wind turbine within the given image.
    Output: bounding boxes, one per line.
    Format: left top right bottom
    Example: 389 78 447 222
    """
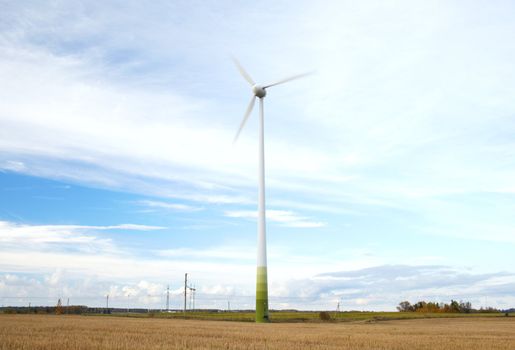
232 58 309 323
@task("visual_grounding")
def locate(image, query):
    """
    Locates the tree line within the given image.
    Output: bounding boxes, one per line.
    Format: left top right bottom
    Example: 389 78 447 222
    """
397 300 499 313
1 305 88 315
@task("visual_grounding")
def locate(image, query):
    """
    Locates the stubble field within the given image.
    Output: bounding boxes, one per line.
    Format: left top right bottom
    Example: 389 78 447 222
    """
1 314 514 349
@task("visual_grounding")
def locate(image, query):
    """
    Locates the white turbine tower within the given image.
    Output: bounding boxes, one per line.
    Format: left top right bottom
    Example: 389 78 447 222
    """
232 58 309 323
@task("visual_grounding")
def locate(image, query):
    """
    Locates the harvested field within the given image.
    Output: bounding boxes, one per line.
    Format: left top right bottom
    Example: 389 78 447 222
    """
0 314 514 349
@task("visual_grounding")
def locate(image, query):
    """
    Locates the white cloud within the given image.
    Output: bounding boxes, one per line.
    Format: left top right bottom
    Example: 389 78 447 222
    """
156 246 252 261
0 39 343 207
45 269 65 287
0 221 254 289
272 265 515 310
0 219 514 310
224 209 325 228
2 264 514 311
138 200 202 212
0 221 164 252
0 160 26 172
100 224 165 231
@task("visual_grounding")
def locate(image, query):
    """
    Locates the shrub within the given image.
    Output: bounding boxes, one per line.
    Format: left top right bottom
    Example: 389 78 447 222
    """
319 311 331 321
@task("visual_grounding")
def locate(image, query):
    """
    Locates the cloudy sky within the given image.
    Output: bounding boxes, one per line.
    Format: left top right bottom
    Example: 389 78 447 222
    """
1 0 514 311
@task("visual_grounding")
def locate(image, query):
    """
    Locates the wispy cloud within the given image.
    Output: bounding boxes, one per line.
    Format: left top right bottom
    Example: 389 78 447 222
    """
0 221 164 251
224 209 325 228
138 199 202 212
0 221 111 256
0 160 26 172
156 246 252 260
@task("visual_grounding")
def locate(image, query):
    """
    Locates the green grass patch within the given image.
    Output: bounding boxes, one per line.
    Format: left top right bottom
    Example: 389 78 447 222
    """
95 310 506 323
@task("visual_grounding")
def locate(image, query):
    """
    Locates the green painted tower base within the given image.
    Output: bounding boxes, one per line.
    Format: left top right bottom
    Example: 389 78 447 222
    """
256 266 269 322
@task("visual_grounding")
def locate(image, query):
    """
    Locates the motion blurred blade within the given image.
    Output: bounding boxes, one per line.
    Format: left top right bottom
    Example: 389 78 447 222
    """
233 96 256 143
232 57 255 86
263 71 313 88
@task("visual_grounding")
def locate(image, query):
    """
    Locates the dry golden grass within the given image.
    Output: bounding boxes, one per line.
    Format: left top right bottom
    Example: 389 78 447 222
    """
1 314 514 349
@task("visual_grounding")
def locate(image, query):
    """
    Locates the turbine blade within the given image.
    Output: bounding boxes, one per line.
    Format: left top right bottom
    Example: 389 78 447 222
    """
263 71 313 88
232 57 255 86
233 96 256 143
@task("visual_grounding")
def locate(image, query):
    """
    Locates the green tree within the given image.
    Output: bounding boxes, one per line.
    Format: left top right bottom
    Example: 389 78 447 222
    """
397 301 414 312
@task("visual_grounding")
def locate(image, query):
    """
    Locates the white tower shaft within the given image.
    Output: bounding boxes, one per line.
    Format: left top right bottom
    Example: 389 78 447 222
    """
257 98 267 268
255 97 269 322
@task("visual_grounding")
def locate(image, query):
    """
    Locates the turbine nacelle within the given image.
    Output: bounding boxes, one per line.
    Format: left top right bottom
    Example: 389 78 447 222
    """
252 85 267 98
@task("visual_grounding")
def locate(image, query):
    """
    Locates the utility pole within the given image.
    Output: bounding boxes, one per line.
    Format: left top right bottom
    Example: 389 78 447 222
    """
106 294 109 314
184 273 188 314
127 294 130 313
228 301 230 312
166 285 170 312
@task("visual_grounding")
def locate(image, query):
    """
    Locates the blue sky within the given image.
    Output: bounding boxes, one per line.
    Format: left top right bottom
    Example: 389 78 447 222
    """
1 0 514 311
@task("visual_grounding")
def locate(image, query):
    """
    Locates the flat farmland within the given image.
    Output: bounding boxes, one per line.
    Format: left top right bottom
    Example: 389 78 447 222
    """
1 314 514 350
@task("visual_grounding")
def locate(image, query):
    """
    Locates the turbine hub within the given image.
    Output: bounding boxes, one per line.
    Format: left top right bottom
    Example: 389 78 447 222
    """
252 85 266 98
